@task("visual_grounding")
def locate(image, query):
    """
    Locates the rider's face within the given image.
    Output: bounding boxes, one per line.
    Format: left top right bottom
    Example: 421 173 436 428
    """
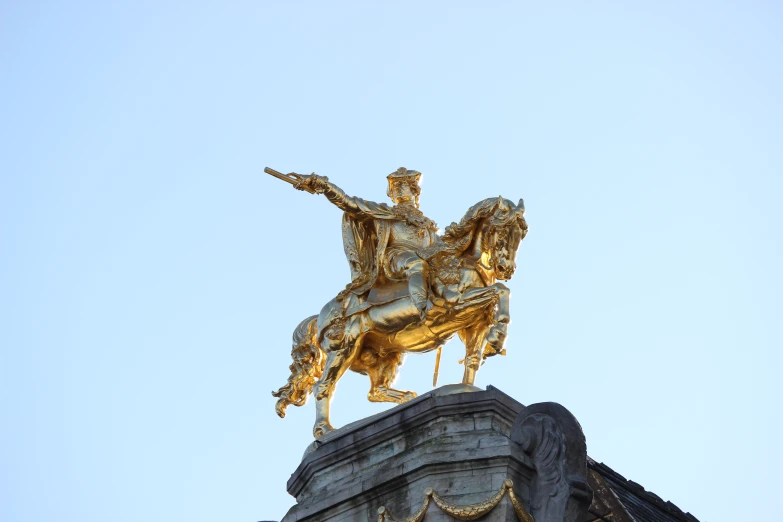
391 181 417 206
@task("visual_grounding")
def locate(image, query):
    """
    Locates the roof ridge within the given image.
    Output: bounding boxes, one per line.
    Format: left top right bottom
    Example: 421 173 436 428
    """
587 458 700 522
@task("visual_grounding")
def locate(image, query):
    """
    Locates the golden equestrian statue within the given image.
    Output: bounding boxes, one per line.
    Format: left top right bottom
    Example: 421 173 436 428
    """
267 167 528 438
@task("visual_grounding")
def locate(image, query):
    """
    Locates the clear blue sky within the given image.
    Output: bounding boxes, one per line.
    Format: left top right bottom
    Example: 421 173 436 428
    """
2 2 781 521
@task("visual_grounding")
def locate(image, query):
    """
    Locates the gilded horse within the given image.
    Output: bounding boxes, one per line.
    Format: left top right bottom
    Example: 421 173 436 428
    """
273 196 528 437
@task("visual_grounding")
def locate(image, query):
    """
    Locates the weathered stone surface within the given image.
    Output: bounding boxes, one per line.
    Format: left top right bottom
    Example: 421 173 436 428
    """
279 385 592 522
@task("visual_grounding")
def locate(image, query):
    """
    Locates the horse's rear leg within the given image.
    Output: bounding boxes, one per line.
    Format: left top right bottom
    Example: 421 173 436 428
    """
352 349 417 404
312 324 362 438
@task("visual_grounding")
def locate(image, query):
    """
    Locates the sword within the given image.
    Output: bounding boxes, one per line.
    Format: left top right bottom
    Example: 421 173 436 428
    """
264 167 316 194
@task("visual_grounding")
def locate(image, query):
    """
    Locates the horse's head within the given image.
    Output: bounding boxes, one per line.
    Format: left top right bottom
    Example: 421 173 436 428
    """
437 196 528 282
482 197 528 281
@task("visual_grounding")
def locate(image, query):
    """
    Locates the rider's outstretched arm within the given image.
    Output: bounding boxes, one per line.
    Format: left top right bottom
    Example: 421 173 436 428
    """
296 174 382 216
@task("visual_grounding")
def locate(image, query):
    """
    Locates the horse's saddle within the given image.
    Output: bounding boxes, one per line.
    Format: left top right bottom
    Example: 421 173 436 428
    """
368 280 409 305
344 280 410 318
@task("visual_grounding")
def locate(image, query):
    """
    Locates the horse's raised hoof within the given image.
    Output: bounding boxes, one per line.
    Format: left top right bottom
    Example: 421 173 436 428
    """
484 327 508 355
368 387 418 405
400 391 417 403
313 421 334 439
483 345 505 358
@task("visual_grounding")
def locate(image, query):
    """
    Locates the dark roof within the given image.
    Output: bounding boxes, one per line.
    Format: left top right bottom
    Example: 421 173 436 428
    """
588 458 700 522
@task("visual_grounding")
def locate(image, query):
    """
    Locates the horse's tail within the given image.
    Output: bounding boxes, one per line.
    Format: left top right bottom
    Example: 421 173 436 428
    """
271 315 325 418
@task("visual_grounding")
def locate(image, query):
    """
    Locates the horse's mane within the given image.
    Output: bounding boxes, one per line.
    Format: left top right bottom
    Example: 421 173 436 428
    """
442 197 504 249
420 196 527 265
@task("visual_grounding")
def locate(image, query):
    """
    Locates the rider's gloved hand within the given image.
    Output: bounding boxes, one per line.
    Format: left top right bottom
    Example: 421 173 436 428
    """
295 173 329 194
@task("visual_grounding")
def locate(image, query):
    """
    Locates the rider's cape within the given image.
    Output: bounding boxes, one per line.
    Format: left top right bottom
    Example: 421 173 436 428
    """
340 200 394 298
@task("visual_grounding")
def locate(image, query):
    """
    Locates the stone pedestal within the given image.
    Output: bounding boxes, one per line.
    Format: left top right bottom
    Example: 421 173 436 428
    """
281 385 591 522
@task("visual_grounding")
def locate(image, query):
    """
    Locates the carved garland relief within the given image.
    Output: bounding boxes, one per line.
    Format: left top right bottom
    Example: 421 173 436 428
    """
376 479 534 522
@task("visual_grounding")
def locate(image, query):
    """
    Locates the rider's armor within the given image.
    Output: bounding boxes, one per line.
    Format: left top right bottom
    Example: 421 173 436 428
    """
385 206 436 317
318 169 438 321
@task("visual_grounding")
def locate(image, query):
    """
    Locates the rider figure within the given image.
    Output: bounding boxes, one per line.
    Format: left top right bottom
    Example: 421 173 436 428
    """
296 167 438 323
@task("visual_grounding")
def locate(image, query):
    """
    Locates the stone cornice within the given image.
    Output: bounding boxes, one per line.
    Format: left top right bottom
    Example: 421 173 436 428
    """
287 385 527 499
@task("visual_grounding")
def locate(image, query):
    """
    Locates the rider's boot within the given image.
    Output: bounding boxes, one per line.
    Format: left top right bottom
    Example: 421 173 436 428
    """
408 270 430 324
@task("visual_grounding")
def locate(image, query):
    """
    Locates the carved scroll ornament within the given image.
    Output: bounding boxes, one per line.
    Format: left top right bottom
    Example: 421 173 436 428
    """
511 403 592 522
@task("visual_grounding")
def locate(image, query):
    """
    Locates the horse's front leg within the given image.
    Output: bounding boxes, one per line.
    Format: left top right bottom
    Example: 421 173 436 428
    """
450 285 499 385
484 283 511 357
458 326 487 386
453 284 510 384
312 320 363 438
